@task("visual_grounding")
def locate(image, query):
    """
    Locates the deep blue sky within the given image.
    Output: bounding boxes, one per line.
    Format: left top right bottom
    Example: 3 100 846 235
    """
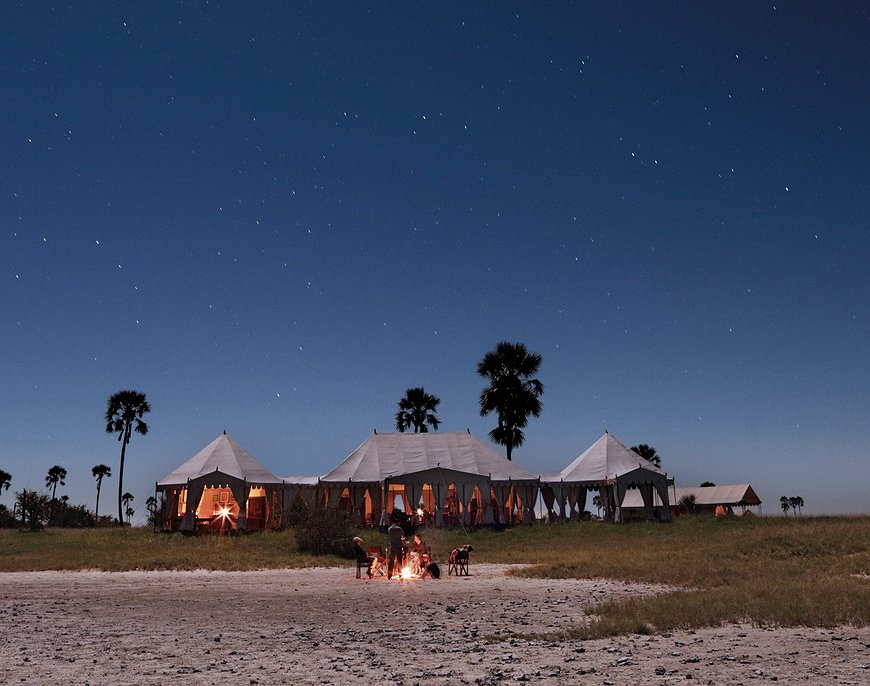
2 2 868 518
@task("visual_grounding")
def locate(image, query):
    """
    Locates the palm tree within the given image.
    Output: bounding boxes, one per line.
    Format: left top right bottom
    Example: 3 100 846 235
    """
630 444 661 468
92 464 112 520
0 469 10 498
395 387 442 433
105 390 151 524
477 341 543 461
45 465 67 500
125 506 135 524
591 493 603 517
121 492 134 524
793 496 804 516
780 496 791 515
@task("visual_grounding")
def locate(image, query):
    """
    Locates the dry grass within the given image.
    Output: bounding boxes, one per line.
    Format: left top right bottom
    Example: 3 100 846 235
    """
2 515 869 638
493 515 870 638
0 527 324 572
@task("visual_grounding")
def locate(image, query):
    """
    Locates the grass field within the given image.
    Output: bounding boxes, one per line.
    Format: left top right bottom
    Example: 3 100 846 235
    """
2 515 868 638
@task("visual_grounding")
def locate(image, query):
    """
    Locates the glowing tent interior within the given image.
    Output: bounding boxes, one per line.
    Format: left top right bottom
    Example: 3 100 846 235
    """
155 432 284 532
316 431 541 527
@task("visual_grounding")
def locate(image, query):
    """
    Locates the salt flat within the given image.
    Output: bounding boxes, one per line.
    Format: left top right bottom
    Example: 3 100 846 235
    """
1 565 868 685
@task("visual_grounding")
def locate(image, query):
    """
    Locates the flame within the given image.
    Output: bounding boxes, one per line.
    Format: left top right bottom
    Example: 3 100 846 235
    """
416 507 424 518
400 564 414 580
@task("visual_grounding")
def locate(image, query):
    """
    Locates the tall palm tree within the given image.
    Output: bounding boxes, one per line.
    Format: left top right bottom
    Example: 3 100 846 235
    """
105 390 151 524
92 464 112 519
395 387 441 433
780 496 791 515
0 469 10 497
477 341 543 461
45 465 67 500
630 444 661 468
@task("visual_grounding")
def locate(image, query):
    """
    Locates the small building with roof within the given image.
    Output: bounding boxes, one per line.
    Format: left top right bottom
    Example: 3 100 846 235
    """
621 483 762 516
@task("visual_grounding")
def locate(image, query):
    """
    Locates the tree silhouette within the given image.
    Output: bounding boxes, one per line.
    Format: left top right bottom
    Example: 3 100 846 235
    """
780 496 791 515
0 469 10 497
16 489 50 531
45 465 67 500
105 390 150 524
121 492 134 524
679 494 697 514
591 493 603 517
395 387 441 433
788 496 804 516
630 444 661 468
92 464 112 520
477 341 544 461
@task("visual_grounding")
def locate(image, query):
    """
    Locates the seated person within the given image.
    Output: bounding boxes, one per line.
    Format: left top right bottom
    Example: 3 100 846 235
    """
410 533 429 575
353 536 374 578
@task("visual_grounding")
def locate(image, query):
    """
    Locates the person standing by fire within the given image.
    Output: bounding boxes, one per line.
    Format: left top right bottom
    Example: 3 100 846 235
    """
387 516 405 580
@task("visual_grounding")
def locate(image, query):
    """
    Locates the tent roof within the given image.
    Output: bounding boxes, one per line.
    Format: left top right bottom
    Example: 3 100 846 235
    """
280 476 320 486
549 432 667 483
157 433 283 487
319 431 539 484
622 484 762 508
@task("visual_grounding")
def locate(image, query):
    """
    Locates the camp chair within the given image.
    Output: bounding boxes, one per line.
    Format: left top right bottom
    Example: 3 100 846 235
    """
447 545 472 576
356 546 379 579
366 546 386 577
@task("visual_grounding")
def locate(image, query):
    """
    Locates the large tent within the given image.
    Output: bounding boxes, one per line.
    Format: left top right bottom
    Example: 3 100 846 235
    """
156 433 284 532
318 431 541 527
541 431 673 522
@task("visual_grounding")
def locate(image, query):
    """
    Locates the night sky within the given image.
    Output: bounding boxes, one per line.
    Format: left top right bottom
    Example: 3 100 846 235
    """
2 2 868 518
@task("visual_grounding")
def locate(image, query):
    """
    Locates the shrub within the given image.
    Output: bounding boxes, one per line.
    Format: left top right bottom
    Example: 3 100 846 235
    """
294 506 354 557
15 490 50 531
0 504 18 529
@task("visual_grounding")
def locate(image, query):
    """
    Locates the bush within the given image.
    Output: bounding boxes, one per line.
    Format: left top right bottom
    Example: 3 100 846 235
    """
0 504 18 529
16 490 50 531
284 498 311 527
294 507 354 557
51 503 96 528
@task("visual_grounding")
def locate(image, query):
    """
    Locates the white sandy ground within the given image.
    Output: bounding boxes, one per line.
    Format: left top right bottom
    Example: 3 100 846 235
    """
1 565 868 685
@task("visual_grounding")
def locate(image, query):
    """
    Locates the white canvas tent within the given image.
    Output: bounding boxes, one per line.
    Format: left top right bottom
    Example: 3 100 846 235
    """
156 432 284 532
621 484 761 515
542 432 673 522
318 431 540 527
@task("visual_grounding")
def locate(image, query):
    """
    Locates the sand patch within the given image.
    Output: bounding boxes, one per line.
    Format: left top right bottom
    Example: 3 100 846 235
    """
1 565 868 684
